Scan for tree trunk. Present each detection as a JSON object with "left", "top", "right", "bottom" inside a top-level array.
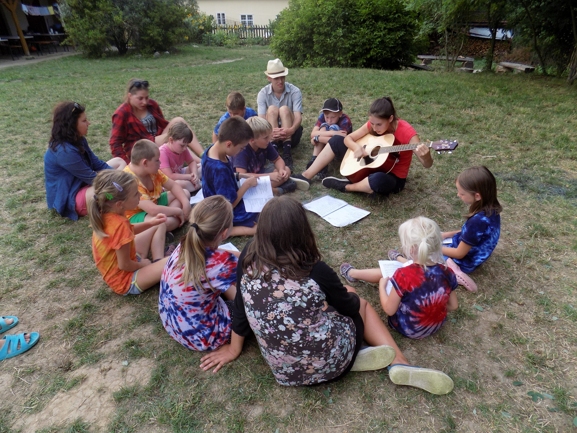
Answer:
[
  {"left": 519, "top": 0, "right": 547, "bottom": 75},
  {"left": 567, "top": 0, "right": 577, "bottom": 84},
  {"left": 568, "top": 44, "right": 577, "bottom": 84}
]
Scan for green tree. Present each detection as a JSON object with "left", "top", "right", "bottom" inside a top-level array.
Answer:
[
  {"left": 479, "top": 0, "right": 512, "bottom": 71},
  {"left": 408, "top": 0, "right": 475, "bottom": 70},
  {"left": 62, "top": 0, "right": 201, "bottom": 57},
  {"left": 270, "top": 0, "right": 420, "bottom": 69},
  {"left": 511, "top": 0, "right": 577, "bottom": 82}
]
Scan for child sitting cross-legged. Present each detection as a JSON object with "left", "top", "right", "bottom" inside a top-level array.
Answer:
[
  {"left": 124, "top": 139, "right": 191, "bottom": 232},
  {"left": 341, "top": 217, "right": 458, "bottom": 340},
  {"left": 308, "top": 98, "right": 352, "bottom": 179},
  {"left": 90, "top": 170, "right": 168, "bottom": 296},
  {"left": 233, "top": 117, "right": 310, "bottom": 196},
  {"left": 201, "top": 116, "right": 259, "bottom": 237},
  {"left": 159, "top": 121, "right": 201, "bottom": 194}
]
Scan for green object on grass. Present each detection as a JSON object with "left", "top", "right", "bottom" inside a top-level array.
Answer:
[
  {"left": 527, "top": 391, "right": 544, "bottom": 402},
  {"left": 512, "top": 381, "right": 523, "bottom": 386},
  {"left": 474, "top": 305, "right": 484, "bottom": 311}
]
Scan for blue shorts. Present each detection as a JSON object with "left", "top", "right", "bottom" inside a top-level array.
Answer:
[{"left": 124, "top": 271, "right": 143, "bottom": 296}]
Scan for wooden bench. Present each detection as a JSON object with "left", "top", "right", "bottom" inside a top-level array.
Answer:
[
  {"left": 418, "top": 55, "right": 474, "bottom": 69},
  {"left": 497, "top": 62, "right": 535, "bottom": 73}
]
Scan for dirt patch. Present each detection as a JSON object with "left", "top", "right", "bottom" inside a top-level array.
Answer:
[{"left": 14, "top": 358, "right": 154, "bottom": 431}]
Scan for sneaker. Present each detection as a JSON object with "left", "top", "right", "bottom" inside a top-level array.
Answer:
[
  {"left": 322, "top": 176, "right": 350, "bottom": 192},
  {"left": 306, "top": 156, "right": 317, "bottom": 170},
  {"left": 277, "top": 179, "right": 297, "bottom": 195},
  {"left": 350, "top": 345, "right": 396, "bottom": 372},
  {"left": 388, "top": 249, "right": 405, "bottom": 261},
  {"left": 446, "top": 258, "right": 478, "bottom": 292},
  {"left": 283, "top": 153, "right": 294, "bottom": 172},
  {"left": 339, "top": 263, "right": 357, "bottom": 283},
  {"left": 316, "top": 166, "right": 329, "bottom": 180},
  {"left": 388, "top": 364, "right": 454, "bottom": 395},
  {"left": 290, "top": 173, "right": 311, "bottom": 191}
]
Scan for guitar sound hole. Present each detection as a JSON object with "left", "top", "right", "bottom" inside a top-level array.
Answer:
[{"left": 370, "top": 146, "right": 381, "bottom": 157}]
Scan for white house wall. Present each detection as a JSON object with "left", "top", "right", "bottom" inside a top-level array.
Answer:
[{"left": 196, "top": 0, "right": 288, "bottom": 25}]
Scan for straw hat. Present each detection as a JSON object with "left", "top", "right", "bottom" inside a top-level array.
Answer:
[{"left": 265, "top": 58, "right": 289, "bottom": 78}]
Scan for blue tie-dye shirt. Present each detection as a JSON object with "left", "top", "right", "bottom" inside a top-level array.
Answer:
[{"left": 448, "top": 211, "right": 501, "bottom": 273}]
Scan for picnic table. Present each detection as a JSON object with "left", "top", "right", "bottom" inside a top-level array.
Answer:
[
  {"left": 418, "top": 55, "right": 475, "bottom": 69},
  {"left": 0, "top": 35, "right": 33, "bottom": 60},
  {"left": 31, "top": 33, "right": 68, "bottom": 54}
]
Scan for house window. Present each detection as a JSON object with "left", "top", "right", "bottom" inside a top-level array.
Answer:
[
  {"left": 240, "top": 14, "right": 253, "bottom": 26},
  {"left": 216, "top": 13, "right": 226, "bottom": 25}
]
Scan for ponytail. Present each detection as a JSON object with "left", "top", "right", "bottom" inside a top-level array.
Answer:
[
  {"left": 89, "top": 170, "right": 136, "bottom": 238},
  {"left": 178, "top": 195, "right": 233, "bottom": 292}
]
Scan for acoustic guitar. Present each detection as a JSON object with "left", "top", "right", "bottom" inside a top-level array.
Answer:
[{"left": 339, "top": 134, "right": 458, "bottom": 183}]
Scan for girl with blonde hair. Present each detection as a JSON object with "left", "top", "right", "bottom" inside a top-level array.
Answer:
[{"left": 90, "top": 170, "right": 168, "bottom": 295}]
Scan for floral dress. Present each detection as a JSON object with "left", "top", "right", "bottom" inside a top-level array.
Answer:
[
  {"left": 159, "top": 245, "right": 237, "bottom": 351},
  {"left": 236, "top": 261, "right": 360, "bottom": 386}
]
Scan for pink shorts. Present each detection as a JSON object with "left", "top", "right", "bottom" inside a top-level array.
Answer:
[{"left": 75, "top": 185, "right": 91, "bottom": 217}]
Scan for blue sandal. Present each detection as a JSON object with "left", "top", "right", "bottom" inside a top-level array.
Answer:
[
  {"left": 0, "top": 316, "right": 18, "bottom": 334},
  {"left": 0, "top": 332, "right": 40, "bottom": 361}
]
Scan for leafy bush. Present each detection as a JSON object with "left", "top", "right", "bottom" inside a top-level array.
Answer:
[
  {"left": 62, "top": 0, "right": 200, "bottom": 56},
  {"left": 270, "top": 0, "right": 419, "bottom": 69},
  {"left": 185, "top": 12, "right": 214, "bottom": 43},
  {"left": 202, "top": 30, "right": 242, "bottom": 47}
]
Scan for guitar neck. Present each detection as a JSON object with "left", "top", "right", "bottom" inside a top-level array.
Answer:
[{"left": 374, "top": 142, "right": 432, "bottom": 154}]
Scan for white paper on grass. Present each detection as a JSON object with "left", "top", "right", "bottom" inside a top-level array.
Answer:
[
  {"left": 190, "top": 189, "right": 204, "bottom": 205},
  {"left": 303, "top": 195, "right": 370, "bottom": 227},
  {"left": 239, "top": 176, "right": 274, "bottom": 213}
]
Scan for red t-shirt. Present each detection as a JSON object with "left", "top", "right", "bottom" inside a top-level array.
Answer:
[{"left": 366, "top": 119, "right": 417, "bottom": 179}]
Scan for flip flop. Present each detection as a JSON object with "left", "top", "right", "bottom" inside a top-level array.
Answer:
[
  {"left": 350, "top": 345, "right": 396, "bottom": 371},
  {"left": 0, "top": 316, "right": 18, "bottom": 334},
  {"left": 388, "top": 364, "right": 454, "bottom": 395},
  {"left": 0, "top": 332, "right": 40, "bottom": 361},
  {"left": 446, "top": 259, "right": 478, "bottom": 292}
]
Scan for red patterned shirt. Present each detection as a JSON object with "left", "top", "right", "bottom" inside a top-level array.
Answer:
[{"left": 109, "top": 99, "right": 169, "bottom": 163}]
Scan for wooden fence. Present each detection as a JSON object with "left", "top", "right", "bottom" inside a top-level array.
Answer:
[{"left": 211, "top": 25, "right": 272, "bottom": 40}]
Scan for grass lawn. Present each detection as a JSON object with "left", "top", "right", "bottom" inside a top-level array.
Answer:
[{"left": 0, "top": 45, "right": 576, "bottom": 433}]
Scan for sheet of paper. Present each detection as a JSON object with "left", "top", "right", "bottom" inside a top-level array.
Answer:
[
  {"left": 378, "top": 260, "right": 413, "bottom": 295},
  {"left": 189, "top": 188, "right": 204, "bottom": 205},
  {"left": 303, "top": 195, "right": 370, "bottom": 227},
  {"left": 240, "top": 176, "right": 274, "bottom": 213},
  {"left": 218, "top": 242, "right": 239, "bottom": 252},
  {"left": 378, "top": 260, "right": 404, "bottom": 295},
  {"left": 442, "top": 238, "right": 452, "bottom": 245},
  {"left": 323, "top": 205, "right": 370, "bottom": 227},
  {"left": 303, "top": 195, "right": 348, "bottom": 218}
]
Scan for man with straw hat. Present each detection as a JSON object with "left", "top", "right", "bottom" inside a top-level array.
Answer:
[{"left": 257, "top": 58, "right": 303, "bottom": 170}]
